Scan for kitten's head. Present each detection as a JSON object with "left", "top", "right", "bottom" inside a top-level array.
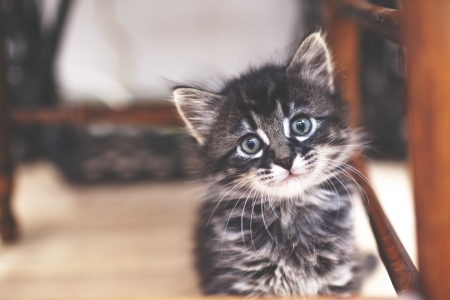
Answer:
[{"left": 173, "top": 32, "right": 360, "bottom": 200}]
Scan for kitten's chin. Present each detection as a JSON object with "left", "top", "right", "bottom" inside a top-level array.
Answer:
[{"left": 281, "top": 174, "right": 298, "bottom": 183}]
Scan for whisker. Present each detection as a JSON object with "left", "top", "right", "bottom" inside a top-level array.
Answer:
[
  {"left": 249, "top": 185, "right": 261, "bottom": 251},
  {"left": 261, "top": 196, "right": 276, "bottom": 243},
  {"left": 220, "top": 198, "right": 242, "bottom": 256},
  {"left": 241, "top": 183, "right": 258, "bottom": 247},
  {"left": 205, "top": 177, "right": 249, "bottom": 228},
  {"left": 265, "top": 185, "right": 281, "bottom": 220},
  {"left": 316, "top": 170, "right": 341, "bottom": 218},
  {"left": 323, "top": 168, "right": 354, "bottom": 214},
  {"left": 322, "top": 161, "right": 371, "bottom": 206},
  {"left": 318, "top": 157, "right": 376, "bottom": 192}
]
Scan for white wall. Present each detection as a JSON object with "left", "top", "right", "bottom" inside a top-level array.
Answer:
[{"left": 51, "top": 0, "right": 303, "bottom": 107}]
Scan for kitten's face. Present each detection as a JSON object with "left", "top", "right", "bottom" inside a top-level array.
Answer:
[{"left": 174, "top": 33, "right": 359, "bottom": 200}]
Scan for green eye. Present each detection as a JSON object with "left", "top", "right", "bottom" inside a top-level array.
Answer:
[
  {"left": 291, "top": 117, "right": 312, "bottom": 136},
  {"left": 241, "top": 136, "right": 261, "bottom": 154}
]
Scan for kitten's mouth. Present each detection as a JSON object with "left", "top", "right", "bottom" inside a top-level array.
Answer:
[{"left": 281, "top": 172, "right": 300, "bottom": 183}]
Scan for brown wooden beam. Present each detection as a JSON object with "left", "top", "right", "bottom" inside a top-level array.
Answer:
[
  {"left": 403, "top": 1, "right": 450, "bottom": 299},
  {"left": 325, "top": 0, "right": 361, "bottom": 128},
  {"left": 339, "top": 0, "right": 402, "bottom": 45},
  {"left": 325, "top": 0, "right": 420, "bottom": 295},
  {"left": 9, "top": 104, "right": 183, "bottom": 127},
  {"left": 352, "top": 159, "right": 421, "bottom": 294},
  {"left": 0, "top": 12, "right": 19, "bottom": 242}
]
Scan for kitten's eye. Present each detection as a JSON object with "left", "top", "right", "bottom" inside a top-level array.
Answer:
[
  {"left": 291, "top": 117, "right": 313, "bottom": 136},
  {"left": 240, "top": 136, "right": 261, "bottom": 154}
]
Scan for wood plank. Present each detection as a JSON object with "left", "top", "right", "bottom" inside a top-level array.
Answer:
[
  {"left": 325, "top": 0, "right": 420, "bottom": 295},
  {"left": 0, "top": 162, "right": 403, "bottom": 298},
  {"left": 0, "top": 8, "right": 19, "bottom": 242},
  {"left": 325, "top": 0, "right": 360, "bottom": 128},
  {"left": 352, "top": 159, "right": 420, "bottom": 294},
  {"left": 339, "top": 0, "right": 402, "bottom": 44},
  {"left": 403, "top": 1, "right": 450, "bottom": 299},
  {"left": 9, "top": 104, "right": 183, "bottom": 127}
]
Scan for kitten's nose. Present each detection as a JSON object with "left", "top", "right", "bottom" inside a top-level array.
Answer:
[{"left": 274, "top": 155, "right": 296, "bottom": 171}]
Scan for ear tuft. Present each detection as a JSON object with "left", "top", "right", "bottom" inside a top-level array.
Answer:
[
  {"left": 288, "top": 32, "right": 335, "bottom": 91},
  {"left": 173, "top": 88, "right": 221, "bottom": 145}
]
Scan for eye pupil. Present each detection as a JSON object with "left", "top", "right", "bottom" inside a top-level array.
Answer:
[
  {"left": 241, "top": 136, "right": 261, "bottom": 154},
  {"left": 291, "top": 117, "right": 312, "bottom": 136},
  {"left": 295, "top": 121, "right": 306, "bottom": 132}
]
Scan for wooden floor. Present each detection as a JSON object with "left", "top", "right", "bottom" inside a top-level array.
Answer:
[{"left": 0, "top": 162, "right": 416, "bottom": 299}]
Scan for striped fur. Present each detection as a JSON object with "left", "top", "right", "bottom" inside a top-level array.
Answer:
[{"left": 173, "top": 32, "right": 368, "bottom": 296}]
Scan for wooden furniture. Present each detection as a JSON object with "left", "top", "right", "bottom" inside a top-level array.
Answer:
[
  {"left": 1, "top": 0, "right": 449, "bottom": 299},
  {"left": 326, "top": 1, "right": 450, "bottom": 299},
  {"left": 325, "top": 0, "right": 421, "bottom": 296}
]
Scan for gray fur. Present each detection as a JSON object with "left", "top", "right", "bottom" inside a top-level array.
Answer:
[{"left": 173, "top": 32, "right": 368, "bottom": 296}]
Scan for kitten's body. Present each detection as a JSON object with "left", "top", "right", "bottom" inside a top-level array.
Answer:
[
  {"left": 173, "top": 33, "right": 368, "bottom": 296},
  {"left": 197, "top": 178, "right": 359, "bottom": 296}
]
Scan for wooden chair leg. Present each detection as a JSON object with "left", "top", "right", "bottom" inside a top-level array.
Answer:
[
  {"left": 0, "top": 84, "right": 18, "bottom": 242},
  {"left": 325, "top": 1, "right": 420, "bottom": 295},
  {"left": 0, "top": 151, "right": 18, "bottom": 243},
  {"left": 324, "top": 0, "right": 360, "bottom": 128},
  {"left": 403, "top": 1, "right": 450, "bottom": 299},
  {"left": 0, "top": 105, "right": 18, "bottom": 244},
  {"left": 0, "top": 14, "right": 19, "bottom": 243}
]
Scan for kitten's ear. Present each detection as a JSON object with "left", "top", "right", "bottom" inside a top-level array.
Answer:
[
  {"left": 288, "top": 32, "right": 334, "bottom": 91},
  {"left": 173, "top": 87, "right": 221, "bottom": 145}
]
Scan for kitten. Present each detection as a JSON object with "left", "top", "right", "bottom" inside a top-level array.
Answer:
[{"left": 173, "top": 32, "right": 368, "bottom": 296}]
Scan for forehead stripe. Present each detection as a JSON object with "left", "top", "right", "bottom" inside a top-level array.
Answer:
[
  {"left": 256, "top": 129, "right": 270, "bottom": 145},
  {"left": 283, "top": 118, "right": 290, "bottom": 138}
]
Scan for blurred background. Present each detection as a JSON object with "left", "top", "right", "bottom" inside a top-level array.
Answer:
[{"left": 0, "top": 0, "right": 414, "bottom": 299}]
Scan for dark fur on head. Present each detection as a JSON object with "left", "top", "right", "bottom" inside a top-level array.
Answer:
[{"left": 173, "top": 32, "right": 368, "bottom": 296}]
